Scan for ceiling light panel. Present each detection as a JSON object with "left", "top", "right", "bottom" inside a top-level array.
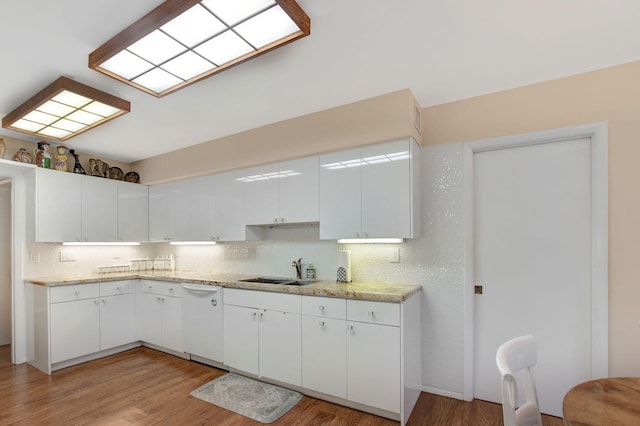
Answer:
[
  {"left": 161, "top": 4, "right": 226, "bottom": 47},
  {"left": 1, "top": 76, "right": 130, "bottom": 142},
  {"left": 202, "top": 0, "right": 276, "bottom": 25},
  {"left": 89, "top": 0, "right": 310, "bottom": 97}
]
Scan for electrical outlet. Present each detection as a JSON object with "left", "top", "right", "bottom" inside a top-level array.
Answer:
[
  {"left": 29, "top": 251, "right": 40, "bottom": 263},
  {"left": 389, "top": 247, "right": 400, "bottom": 263},
  {"left": 59, "top": 250, "right": 76, "bottom": 262}
]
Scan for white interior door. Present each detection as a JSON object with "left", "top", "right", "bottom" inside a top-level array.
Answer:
[{"left": 473, "top": 138, "right": 592, "bottom": 417}]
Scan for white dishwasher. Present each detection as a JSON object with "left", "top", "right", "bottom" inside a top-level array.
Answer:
[{"left": 182, "top": 283, "right": 223, "bottom": 364}]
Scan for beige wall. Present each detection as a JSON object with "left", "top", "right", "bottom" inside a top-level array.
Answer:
[
  {"left": 422, "top": 60, "right": 640, "bottom": 376},
  {"left": 132, "top": 89, "right": 422, "bottom": 184}
]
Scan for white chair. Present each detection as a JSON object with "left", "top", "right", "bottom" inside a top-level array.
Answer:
[{"left": 495, "top": 335, "right": 543, "bottom": 426}]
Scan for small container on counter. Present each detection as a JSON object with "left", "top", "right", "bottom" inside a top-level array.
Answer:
[{"left": 306, "top": 263, "right": 316, "bottom": 279}]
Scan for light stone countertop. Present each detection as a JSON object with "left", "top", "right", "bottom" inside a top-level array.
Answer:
[{"left": 25, "top": 270, "right": 421, "bottom": 303}]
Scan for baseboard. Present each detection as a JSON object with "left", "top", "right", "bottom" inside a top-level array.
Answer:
[
  {"left": 51, "top": 342, "right": 141, "bottom": 372},
  {"left": 421, "top": 386, "right": 465, "bottom": 400}
]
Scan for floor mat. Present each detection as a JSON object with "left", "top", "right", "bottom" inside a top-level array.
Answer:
[{"left": 191, "top": 373, "right": 303, "bottom": 423}]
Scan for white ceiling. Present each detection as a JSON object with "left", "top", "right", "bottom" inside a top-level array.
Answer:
[{"left": 2, "top": 0, "right": 640, "bottom": 163}]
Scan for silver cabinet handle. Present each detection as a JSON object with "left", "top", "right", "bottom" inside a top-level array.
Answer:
[
  {"left": 319, "top": 321, "right": 325, "bottom": 326},
  {"left": 74, "top": 290, "right": 80, "bottom": 296},
  {"left": 211, "top": 299, "right": 217, "bottom": 307},
  {"left": 318, "top": 305, "right": 325, "bottom": 311},
  {"left": 94, "top": 300, "right": 99, "bottom": 305},
  {"left": 102, "top": 299, "right": 107, "bottom": 304},
  {"left": 116, "top": 286, "right": 121, "bottom": 292},
  {"left": 251, "top": 312, "right": 257, "bottom": 318},
  {"left": 367, "top": 310, "right": 375, "bottom": 316},
  {"left": 348, "top": 325, "right": 354, "bottom": 331}
]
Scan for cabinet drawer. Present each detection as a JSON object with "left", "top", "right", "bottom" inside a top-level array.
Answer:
[
  {"left": 302, "top": 296, "right": 346, "bottom": 319},
  {"left": 141, "top": 281, "right": 182, "bottom": 297},
  {"left": 224, "top": 288, "right": 301, "bottom": 313},
  {"left": 100, "top": 280, "right": 136, "bottom": 296},
  {"left": 347, "top": 300, "right": 400, "bottom": 326},
  {"left": 50, "top": 283, "right": 100, "bottom": 303}
]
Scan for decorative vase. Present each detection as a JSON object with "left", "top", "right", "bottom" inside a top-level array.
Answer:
[
  {"left": 70, "top": 149, "right": 86, "bottom": 174},
  {"left": 54, "top": 145, "right": 69, "bottom": 172},
  {"left": 13, "top": 148, "right": 32, "bottom": 163},
  {"left": 0, "top": 138, "right": 6, "bottom": 159},
  {"left": 34, "top": 141, "right": 51, "bottom": 168}
]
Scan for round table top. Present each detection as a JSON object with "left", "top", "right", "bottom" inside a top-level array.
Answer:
[{"left": 563, "top": 377, "right": 640, "bottom": 425}]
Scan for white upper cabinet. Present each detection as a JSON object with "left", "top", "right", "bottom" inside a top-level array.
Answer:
[
  {"left": 319, "top": 147, "right": 361, "bottom": 239},
  {"left": 279, "top": 156, "right": 319, "bottom": 223},
  {"left": 189, "top": 175, "right": 216, "bottom": 241},
  {"left": 117, "top": 181, "right": 148, "bottom": 242},
  {"left": 243, "top": 156, "right": 319, "bottom": 225},
  {"left": 148, "top": 180, "right": 189, "bottom": 242},
  {"left": 215, "top": 170, "right": 252, "bottom": 241},
  {"left": 36, "top": 169, "right": 125, "bottom": 242},
  {"left": 81, "top": 176, "right": 118, "bottom": 242},
  {"left": 36, "top": 168, "right": 82, "bottom": 242},
  {"left": 36, "top": 169, "right": 149, "bottom": 243},
  {"left": 319, "top": 138, "right": 420, "bottom": 240}
]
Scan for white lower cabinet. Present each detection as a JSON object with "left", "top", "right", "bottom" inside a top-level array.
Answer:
[
  {"left": 50, "top": 297, "right": 100, "bottom": 364},
  {"left": 223, "top": 289, "right": 301, "bottom": 386},
  {"left": 301, "top": 315, "right": 347, "bottom": 398},
  {"left": 301, "top": 297, "right": 401, "bottom": 412},
  {"left": 137, "top": 280, "right": 183, "bottom": 353},
  {"left": 259, "top": 309, "right": 301, "bottom": 385},
  {"left": 48, "top": 281, "right": 137, "bottom": 365},
  {"left": 346, "top": 321, "right": 400, "bottom": 413}
]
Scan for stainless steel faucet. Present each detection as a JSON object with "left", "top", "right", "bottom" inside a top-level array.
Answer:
[{"left": 292, "top": 258, "right": 302, "bottom": 279}]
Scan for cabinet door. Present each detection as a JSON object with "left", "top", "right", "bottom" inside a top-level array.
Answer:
[
  {"left": 166, "top": 181, "right": 190, "bottom": 241},
  {"left": 279, "top": 156, "right": 319, "bottom": 223},
  {"left": 50, "top": 299, "right": 100, "bottom": 363},
  {"left": 82, "top": 176, "right": 118, "bottom": 241},
  {"left": 117, "top": 181, "right": 148, "bottom": 242},
  {"left": 361, "top": 140, "right": 412, "bottom": 238},
  {"left": 189, "top": 175, "right": 216, "bottom": 241},
  {"left": 148, "top": 184, "right": 167, "bottom": 242},
  {"left": 137, "top": 292, "right": 163, "bottom": 347},
  {"left": 100, "top": 293, "right": 136, "bottom": 350},
  {"left": 243, "top": 164, "right": 279, "bottom": 225},
  {"left": 259, "top": 310, "right": 301, "bottom": 386},
  {"left": 347, "top": 322, "right": 401, "bottom": 413},
  {"left": 37, "top": 168, "right": 82, "bottom": 242},
  {"left": 161, "top": 296, "right": 183, "bottom": 353},
  {"left": 319, "top": 148, "right": 362, "bottom": 239},
  {"left": 223, "top": 304, "right": 259, "bottom": 375},
  {"left": 302, "top": 315, "right": 347, "bottom": 398},
  {"left": 215, "top": 170, "right": 246, "bottom": 241}
]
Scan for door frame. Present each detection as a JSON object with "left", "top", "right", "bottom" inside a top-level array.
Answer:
[
  {"left": 0, "top": 159, "right": 36, "bottom": 365},
  {"left": 462, "top": 122, "right": 608, "bottom": 400}
]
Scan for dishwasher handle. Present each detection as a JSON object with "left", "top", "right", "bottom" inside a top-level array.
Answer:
[{"left": 183, "top": 284, "right": 220, "bottom": 293}]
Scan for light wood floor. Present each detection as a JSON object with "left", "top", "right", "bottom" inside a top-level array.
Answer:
[{"left": 0, "top": 345, "right": 563, "bottom": 425}]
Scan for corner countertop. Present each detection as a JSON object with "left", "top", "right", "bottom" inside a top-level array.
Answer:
[{"left": 24, "top": 270, "right": 421, "bottom": 303}]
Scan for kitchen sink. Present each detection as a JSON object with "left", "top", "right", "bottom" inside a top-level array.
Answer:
[{"left": 239, "top": 277, "right": 314, "bottom": 286}]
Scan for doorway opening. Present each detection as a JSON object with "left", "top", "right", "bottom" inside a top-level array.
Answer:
[{"left": 0, "top": 177, "right": 12, "bottom": 362}]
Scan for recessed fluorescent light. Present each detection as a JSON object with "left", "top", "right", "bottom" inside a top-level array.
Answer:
[
  {"left": 169, "top": 241, "right": 217, "bottom": 246},
  {"left": 62, "top": 242, "right": 140, "bottom": 246},
  {"left": 89, "top": 0, "right": 310, "bottom": 97},
  {"left": 337, "top": 238, "right": 404, "bottom": 244},
  {"left": 1, "top": 77, "right": 130, "bottom": 142}
]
